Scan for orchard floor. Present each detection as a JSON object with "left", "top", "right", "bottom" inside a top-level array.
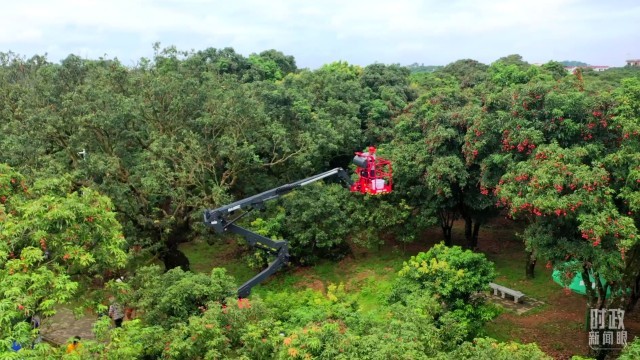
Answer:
[
  {"left": 244, "top": 216, "right": 640, "bottom": 360},
  {"left": 40, "top": 308, "right": 98, "bottom": 346},
  {"left": 43, "top": 217, "right": 639, "bottom": 359},
  {"left": 459, "top": 217, "right": 640, "bottom": 360}
]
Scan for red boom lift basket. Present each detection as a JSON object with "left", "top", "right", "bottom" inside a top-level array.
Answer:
[{"left": 350, "top": 146, "right": 393, "bottom": 195}]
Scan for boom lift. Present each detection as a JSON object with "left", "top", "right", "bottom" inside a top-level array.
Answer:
[
  {"left": 350, "top": 146, "right": 393, "bottom": 195},
  {"left": 203, "top": 147, "right": 392, "bottom": 298}
]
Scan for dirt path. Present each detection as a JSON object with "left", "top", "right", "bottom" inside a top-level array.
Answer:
[{"left": 40, "top": 308, "right": 98, "bottom": 346}]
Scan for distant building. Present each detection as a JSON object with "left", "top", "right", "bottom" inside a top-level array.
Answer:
[
  {"left": 589, "top": 66, "right": 610, "bottom": 72},
  {"left": 626, "top": 59, "right": 640, "bottom": 67},
  {"left": 564, "top": 65, "right": 610, "bottom": 73}
]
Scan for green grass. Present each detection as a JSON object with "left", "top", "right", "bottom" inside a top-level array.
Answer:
[
  {"left": 253, "top": 249, "right": 406, "bottom": 299},
  {"left": 487, "top": 253, "right": 560, "bottom": 302},
  {"left": 181, "top": 230, "right": 562, "bottom": 310},
  {"left": 180, "top": 228, "right": 562, "bottom": 312},
  {"left": 539, "top": 321, "right": 583, "bottom": 336},
  {"left": 180, "top": 238, "right": 409, "bottom": 316},
  {"left": 180, "top": 223, "right": 569, "bottom": 345},
  {"left": 484, "top": 317, "right": 525, "bottom": 342},
  {"left": 124, "top": 220, "right": 592, "bottom": 360},
  {"left": 179, "top": 239, "right": 255, "bottom": 282}
]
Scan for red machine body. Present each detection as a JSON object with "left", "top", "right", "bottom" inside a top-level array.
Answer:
[{"left": 350, "top": 146, "right": 393, "bottom": 195}]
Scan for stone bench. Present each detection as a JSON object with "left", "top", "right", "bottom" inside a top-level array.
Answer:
[{"left": 489, "top": 282, "right": 525, "bottom": 303}]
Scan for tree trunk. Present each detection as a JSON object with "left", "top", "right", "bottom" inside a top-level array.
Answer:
[
  {"left": 626, "top": 273, "right": 640, "bottom": 312},
  {"left": 525, "top": 250, "right": 536, "bottom": 279},
  {"left": 162, "top": 247, "right": 190, "bottom": 272},
  {"left": 161, "top": 220, "right": 192, "bottom": 272},
  {"left": 624, "top": 245, "right": 640, "bottom": 312},
  {"left": 463, "top": 216, "right": 482, "bottom": 250},
  {"left": 438, "top": 209, "right": 456, "bottom": 247},
  {"left": 582, "top": 266, "right": 598, "bottom": 308},
  {"left": 464, "top": 216, "right": 472, "bottom": 246},
  {"left": 593, "top": 282, "right": 612, "bottom": 360},
  {"left": 442, "top": 225, "right": 452, "bottom": 247},
  {"left": 582, "top": 267, "right": 603, "bottom": 359},
  {"left": 471, "top": 221, "right": 480, "bottom": 249}
]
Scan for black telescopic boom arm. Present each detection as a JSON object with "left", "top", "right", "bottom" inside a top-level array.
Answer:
[{"left": 204, "top": 168, "right": 352, "bottom": 298}]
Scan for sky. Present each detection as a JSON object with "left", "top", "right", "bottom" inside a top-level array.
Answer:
[{"left": 1, "top": 0, "right": 639, "bottom": 69}]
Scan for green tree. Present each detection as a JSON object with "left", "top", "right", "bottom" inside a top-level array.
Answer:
[
  {"left": 360, "top": 63, "right": 416, "bottom": 144},
  {"left": 441, "top": 337, "right": 552, "bottom": 360},
  {"left": 391, "top": 81, "right": 500, "bottom": 247},
  {"left": 497, "top": 144, "right": 637, "bottom": 310},
  {"left": 560, "top": 60, "right": 589, "bottom": 67},
  {"left": 247, "top": 181, "right": 415, "bottom": 266},
  {"left": 250, "top": 62, "right": 364, "bottom": 180},
  {"left": 488, "top": 55, "right": 545, "bottom": 88},
  {"left": 406, "top": 63, "right": 443, "bottom": 73},
  {"left": 390, "top": 244, "right": 497, "bottom": 340},
  {"left": 0, "top": 49, "right": 320, "bottom": 272},
  {"left": 491, "top": 71, "right": 639, "bottom": 302},
  {"left": 542, "top": 61, "right": 568, "bottom": 80},
  {"left": 244, "top": 49, "right": 297, "bottom": 82},
  {"left": 440, "top": 59, "right": 489, "bottom": 89},
  {"left": 475, "top": 69, "right": 626, "bottom": 278},
  {"left": 607, "top": 77, "right": 640, "bottom": 310},
  {"left": 72, "top": 266, "right": 239, "bottom": 359},
  {"left": 124, "top": 266, "right": 236, "bottom": 329},
  {"left": 619, "top": 338, "right": 640, "bottom": 360},
  {"left": 0, "top": 165, "right": 127, "bottom": 355}
]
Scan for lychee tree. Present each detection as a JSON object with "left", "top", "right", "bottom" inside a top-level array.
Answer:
[
  {"left": 470, "top": 73, "right": 624, "bottom": 278},
  {"left": 605, "top": 77, "right": 640, "bottom": 310},
  {"left": 391, "top": 81, "right": 500, "bottom": 248},
  {"left": 0, "top": 164, "right": 128, "bottom": 354},
  {"left": 496, "top": 143, "right": 638, "bottom": 309}
]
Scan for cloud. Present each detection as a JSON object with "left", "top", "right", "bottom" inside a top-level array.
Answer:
[{"left": 0, "top": 0, "right": 638, "bottom": 67}]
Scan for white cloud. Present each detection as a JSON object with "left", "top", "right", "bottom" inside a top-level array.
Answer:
[
  {"left": 0, "top": 0, "right": 638, "bottom": 66},
  {"left": 0, "top": 28, "right": 43, "bottom": 44}
]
